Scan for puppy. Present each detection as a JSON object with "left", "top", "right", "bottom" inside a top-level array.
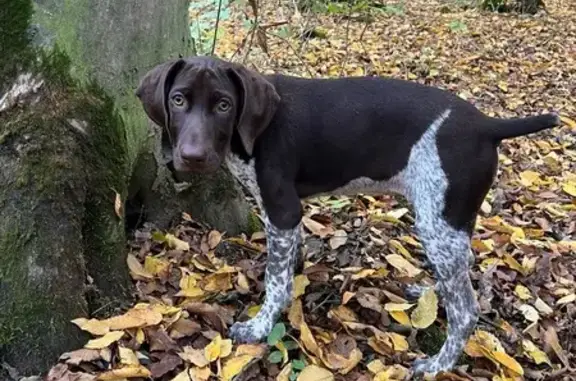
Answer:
[{"left": 136, "top": 56, "right": 560, "bottom": 375}]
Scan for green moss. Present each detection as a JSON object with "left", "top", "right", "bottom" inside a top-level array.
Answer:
[
  {"left": 246, "top": 211, "right": 263, "bottom": 235},
  {"left": 416, "top": 324, "right": 447, "bottom": 356},
  {"left": 0, "top": 0, "right": 34, "bottom": 81}
]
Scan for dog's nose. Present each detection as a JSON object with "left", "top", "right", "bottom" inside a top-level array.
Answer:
[{"left": 180, "top": 144, "right": 207, "bottom": 164}]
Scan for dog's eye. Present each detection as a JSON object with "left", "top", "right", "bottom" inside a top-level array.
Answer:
[
  {"left": 216, "top": 99, "right": 231, "bottom": 112},
  {"left": 172, "top": 94, "right": 185, "bottom": 107}
]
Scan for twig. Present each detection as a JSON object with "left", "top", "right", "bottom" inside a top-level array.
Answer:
[
  {"left": 210, "top": 0, "right": 224, "bottom": 55},
  {"left": 339, "top": 2, "right": 353, "bottom": 77},
  {"left": 260, "top": 20, "right": 289, "bottom": 29},
  {"left": 266, "top": 30, "right": 316, "bottom": 78}
]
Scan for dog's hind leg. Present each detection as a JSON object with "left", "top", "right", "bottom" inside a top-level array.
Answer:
[{"left": 410, "top": 216, "right": 478, "bottom": 375}]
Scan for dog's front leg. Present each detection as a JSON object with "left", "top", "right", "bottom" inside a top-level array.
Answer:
[{"left": 229, "top": 219, "right": 301, "bottom": 343}]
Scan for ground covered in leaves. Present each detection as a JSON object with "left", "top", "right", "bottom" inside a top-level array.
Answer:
[{"left": 47, "top": 0, "right": 575, "bottom": 380}]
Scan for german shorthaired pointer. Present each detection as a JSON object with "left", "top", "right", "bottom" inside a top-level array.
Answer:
[{"left": 135, "top": 56, "right": 560, "bottom": 376}]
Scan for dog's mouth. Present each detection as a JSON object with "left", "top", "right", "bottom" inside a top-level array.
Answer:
[{"left": 173, "top": 157, "right": 222, "bottom": 174}]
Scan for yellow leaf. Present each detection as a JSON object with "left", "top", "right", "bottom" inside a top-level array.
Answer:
[
  {"left": 384, "top": 303, "right": 414, "bottom": 311},
  {"left": 135, "top": 328, "right": 145, "bottom": 344},
  {"left": 237, "top": 272, "right": 250, "bottom": 291},
  {"left": 388, "top": 239, "right": 413, "bottom": 259},
  {"left": 514, "top": 285, "right": 532, "bottom": 300},
  {"left": 560, "top": 115, "right": 576, "bottom": 129},
  {"left": 126, "top": 254, "right": 153, "bottom": 279},
  {"left": 373, "top": 365, "right": 410, "bottom": 381},
  {"left": 247, "top": 304, "right": 261, "bottom": 318},
  {"left": 276, "top": 340, "right": 289, "bottom": 365},
  {"left": 562, "top": 181, "right": 576, "bottom": 197},
  {"left": 203, "top": 272, "right": 233, "bottom": 292},
  {"left": 389, "top": 310, "right": 411, "bottom": 326},
  {"left": 340, "top": 348, "right": 362, "bottom": 375},
  {"left": 189, "top": 366, "right": 211, "bottom": 381},
  {"left": 97, "top": 365, "right": 151, "bottom": 380},
  {"left": 519, "top": 170, "right": 540, "bottom": 187},
  {"left": 557, "top": 293, "right": 576, "bottom": 305},
  {"left": 293, "top": 274, "right": 310, "bottom": 299},
  {"left": 85, "top": 331, "right": 124, "bottom": 349},
  {"left": 235, "top": 343, "right": 267, "bottom": 358},
  {"left": 205, "top": 334, "right": 222, "bottom": 362},
  {"left": 144, "top": 256, "right": 170, "bottom": 277},
  {"left": 385, "top": 254, "right": 422, "bottom": 277},
  {"left": 492, "top": 351, "right": 524, "bottom": 375},
  {"left": 165, "top": 233, "right": 190, "bottom": 251},
  {"left": 410, "top": 288, "right": 438, "bottom": 329},
  {"left": 350, "top": 268, "right": 375, "bottom": 280},
  {"left": 179, "top": 346, "right": 210, "bottom": 367},
  {"left": 221, "top": 355, "right": 253, "bottom": 381},
  {"left": 288, "top": 299, "right": 304, "bottom": 329},
  {"left": 105, "top": 305, "right": 163, "bottom": 330},
  {"left": 366, "top": 359, "right": 386, "bottom": 374},
  {"left": 208, "top": 230, "right": 222, "bottom": 249},
  {"left": 118, "top": 346, "right": 139, "bottom": 365},
  {"left": 342, "top": 291, "right": 355, "bottom": 304},
  {"left": 297, "top": 365, "right": 334, "bottom": 381},
  {"left": 113, "top": 191, "right": 123, "bottom": 218},
  {"left": 503, "top": 254, "right": 526, "bottom": 275},
  {"left": 300, "top": 322, "right": 321, "bottom": 357},
  {"left": 277, "top": 363, "right": 292, "bottom": 381},
  {"left": 522, "top": 339, "right": 551, "bottom": 366},
  {"left": 327, "top": 305, "right": 358, "bottom": 322},
  {"left": 388, "top": 333, "right": 409, "bottom": 351},
  {"left": 71, "top": 318, "right": 110, "bottom": 336}
]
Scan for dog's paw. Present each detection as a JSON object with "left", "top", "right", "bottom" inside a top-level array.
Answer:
[
  {"left": 412, "top": 356, "right": 451, "bottom": 376},
  {"left": 228, "top": 319, "right": 270, "bottom": 343}
]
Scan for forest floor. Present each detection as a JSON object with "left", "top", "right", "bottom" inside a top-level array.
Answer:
[{"left": 48, "top": 0, "right": 575, "bottom": 380}]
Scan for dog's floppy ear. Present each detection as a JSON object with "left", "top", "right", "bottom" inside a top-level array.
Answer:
[
  {"left": 135, "top": 58, "right": 186, "bottom": 146},
  {"left": 228, "top": 63, "right": 280, "bottom": 156}
]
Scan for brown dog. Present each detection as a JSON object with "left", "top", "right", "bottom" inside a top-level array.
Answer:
[{"left": 136, "top": 55, "right": 559, "bottom": 376}]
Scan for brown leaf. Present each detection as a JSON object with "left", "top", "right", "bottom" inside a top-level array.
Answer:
[
  {"left": 59, "top": 349, "right": 102, "bottom": 366},
  {"left": 149, "top": 353, "right": 183, "bottom": 378},
  {"left": 46, "top": 364, "right": 97, "bottom": 381}
]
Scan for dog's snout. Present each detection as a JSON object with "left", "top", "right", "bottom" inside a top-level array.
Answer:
[{"left": 180, "top": 144, "right": 208, "bottom": 164}]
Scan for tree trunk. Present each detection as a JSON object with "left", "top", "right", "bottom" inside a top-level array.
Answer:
[{"left": 0, "top": 0, "right": 251, "bottom": 376}]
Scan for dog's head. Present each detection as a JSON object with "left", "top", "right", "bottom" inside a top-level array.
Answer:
[{"left": 135, "top": 56, "right": 280, "bottom": 173}]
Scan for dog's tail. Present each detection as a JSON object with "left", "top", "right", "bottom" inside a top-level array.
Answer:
[{"left": 484, "top": 113, "right": 561, "bottom": 142}]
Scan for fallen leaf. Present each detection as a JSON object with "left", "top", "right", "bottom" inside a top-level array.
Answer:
[
  {"left": 221, "top": 355, "right": 255, "bottom": 380},
  {"left": 293, "top": 274, "right": 310, "bottom": 299},
  {"left": 105, "top": 305, "right": 163, "bottom": 330},
  {"left": 97, "top": 365, "right": 151, "bottom": 380},
  {"left": 59, "top": 348, "right": 102, "bottom": 365},
  {"left": 179, "top": 346, "right": 210, "bottom": 367},
  {"left": 410, "top": 288, "right": 438, "bottom": 329},
  {"left": 302, "top": 216, "right": 334, "bottom": 238},
  {"left": 113, "top": 191, "right": 122, "bottom": 218},
  {"left": 165, "top": 233, "right": 190, "bottom": 251},
  {"left": 205, "top": 333, "right": 223, "bottom": 362},
  {"left": 118, "top": 346, "right": 139, "bottom": 365},
  {"left": 329, "top": 230, "right": 348, "bottom": 249},
  {"left": 126, "top": 254, "right": 153, "bottom": 279},
  {"left": 85, "top": 331, "right": 124, "bottom": 349},
  {"left": 385, "top": 254, "right": 422, "bottom": 277},
  {"left": 71, "top": 318, "right": 110, "bottom": 336},
  {"left": 297, "top": 365, "right": 334, "bottom": 381}
]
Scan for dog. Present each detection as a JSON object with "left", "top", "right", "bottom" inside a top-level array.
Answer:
[{"left": 135, "top": 56, "right": 560, "bottom": 375}]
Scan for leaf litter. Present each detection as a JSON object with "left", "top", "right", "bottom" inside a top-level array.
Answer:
[{"left": 48, "top": 0, "right": 575, "bottom": 380}]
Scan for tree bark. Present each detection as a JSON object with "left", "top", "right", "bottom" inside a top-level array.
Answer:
[{"left": 0, "top": 0, "right": 251, "bottom": 376}]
